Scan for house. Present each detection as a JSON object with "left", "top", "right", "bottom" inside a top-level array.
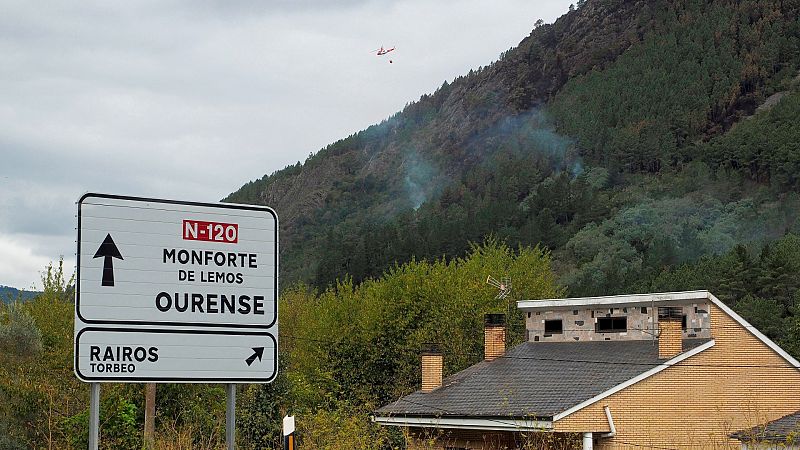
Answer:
[
  {"left": 731, "top": 410, "right": 800, "bottom": 449},
  {"left": 373, "top": 291, "right": 800, "bottom": 450}
]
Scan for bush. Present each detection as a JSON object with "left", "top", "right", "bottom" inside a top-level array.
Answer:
[
  {"left": 297, "top": 405, "right": 398, "bottom": 450},
  {"left": 0, "top": 419, "right": 26, "bottom": 450},
  {"left": 0, "top": 303, "right": 43, "bottom": 357},
  {"left": 63, "top": 395, "right": 142, "bottom": 450},
  {"left": 237, "top": 372, "right": 291, "bottom": 450}
]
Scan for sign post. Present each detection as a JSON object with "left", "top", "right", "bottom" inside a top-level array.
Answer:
[
  {"left": 74, "top": 193, "right": 278, "bottom": 447},
  {"left": 226, "top": 384, "right": 236, "bottom": 450},
  {"left": 144, "top": 383, "right": 156, "bottom": 449},
  {"left": 89, "top": 383, "right": 100, "bottom": 450}
]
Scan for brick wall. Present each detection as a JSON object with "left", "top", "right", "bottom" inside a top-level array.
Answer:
[
  {"left": 422, "top": 353, "right": 443, "bottom": 392},
  {"left": 485, "top": 326, "right": 506, "bottom": 361},
  {"left": 658, "top": 319, "right": 682, "bottom": 359},
  {"left": 553, "top": 301, "right": 800, "bottom": 449}
]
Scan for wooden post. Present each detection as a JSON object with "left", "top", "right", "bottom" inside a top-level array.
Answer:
[{"left": 144, "top": 383, "right": 156, "bottom": 449}]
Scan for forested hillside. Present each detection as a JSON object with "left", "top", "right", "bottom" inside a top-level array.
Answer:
[
  {"left": 0, "top": 286, "right": 39, "bottom": 302},
  {"left": 227, "top": 0, "right": 800, "bottom": 297},
  {"left": 226, "top": 0, "right": 658, "bottom": 283}
]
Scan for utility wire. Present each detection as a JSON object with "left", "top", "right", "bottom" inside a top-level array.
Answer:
[
  {"left": 276, "top": 325, "right": 734, "bottom": 347},
  {"left": 278, "top": 333, "right": 799, "bottom": 369},
  {"left": 279, "top": 322, "right": 779, "bottom": 339}
]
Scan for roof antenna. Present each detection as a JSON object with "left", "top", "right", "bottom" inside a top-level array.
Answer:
[
  {"left": 651, "top": 296, "right": 656, "bottom": 346},
  {"left": 486, "top": 275, "right": 512, "bottom": 300}
]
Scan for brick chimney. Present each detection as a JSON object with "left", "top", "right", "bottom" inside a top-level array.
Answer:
[
  {"left": 484, "top": 313, "right": 506, "bottom": 361},
  {"left": 658, "top": 307, "right": 683, "bottom": 359},
  {"left": 420, "top": 343, "right": 443, "bottom": 393}
]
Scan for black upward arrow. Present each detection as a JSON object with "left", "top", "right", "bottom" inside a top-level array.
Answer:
[
  {"left": 93, "top": 234, "right": 123, "bottom": 287},
  {"left": 245, "top": 347, "right": 265, "bottom": 366}
]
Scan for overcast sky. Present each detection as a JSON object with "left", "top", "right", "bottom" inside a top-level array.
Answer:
[{"left": 0, "top": 0, "right": 573, "bottom": 290}]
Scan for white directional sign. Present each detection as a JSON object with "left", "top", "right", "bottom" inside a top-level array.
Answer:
[
  {"left": 74, "top": 193, "right": 278, "bottom": 383},
  {"left": 75, "top": 328, "right": 276, "bottom": 382},
  {"left": 76, "top": 194, "right": 277, "bottom": 328}
]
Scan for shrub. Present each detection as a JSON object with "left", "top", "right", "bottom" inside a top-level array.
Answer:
[{"left": 0, "top": 303, "right": 43, "bottom": 357}]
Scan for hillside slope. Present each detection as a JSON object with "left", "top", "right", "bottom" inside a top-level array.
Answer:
[
  {"left": 230, "top": 0, "right": 648, "bottom": 220},
  {"left": 226, "top": 0, "right": 658, "bottom": 283},
  {"left": 226, "top": 0, "right": 800, "bottom": 290},
  {"left": 0, "top": 286, "right": 39, "bottom": 302}
]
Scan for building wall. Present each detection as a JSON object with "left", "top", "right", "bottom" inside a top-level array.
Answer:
[
  {"left": 406, "top": 428, "right": 515, "bottom": 450},
  {"left": 405, "top": 428, "right": 580, "bottom": 450},
  {"left": 526, "top": 303, "right": 711, "bottom": 343},
  {"left": 553, "top": 302, "right": 800, "bottom": 449}
]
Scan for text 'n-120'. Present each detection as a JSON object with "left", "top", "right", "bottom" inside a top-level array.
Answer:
[{"left": 183, "top": 220, "right": 238, "bottom": 244}]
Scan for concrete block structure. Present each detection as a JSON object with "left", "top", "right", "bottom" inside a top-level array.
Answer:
[{"left": 373, "top": 291, "right": 800, "bottom": 450}]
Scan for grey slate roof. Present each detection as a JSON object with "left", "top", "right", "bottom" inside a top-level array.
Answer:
[
  {"left": 731, "top": 410, "right": 800, "bottom": 443},
  {"left": 376, "top": 339, "right": 711, "bottom": 419}
]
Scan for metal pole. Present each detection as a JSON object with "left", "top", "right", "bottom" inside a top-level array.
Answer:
[
  {"left": 226, "top": 384, "right": 236, "bottom": 450},
  {"left": 144, "top": 383, "right": 156, "bottom": 449},
  {"left": 88, "top": 383, "right": 100, "bottom": 450}
]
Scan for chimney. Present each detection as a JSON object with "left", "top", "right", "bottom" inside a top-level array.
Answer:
[
  {"left": 484, "top": 313, "right": 506, "bottom": 361},
  {"left": 658, "top": 307, "right": 683, "bottom": 359},
  {"left": 420, "top": 343, "right": 443, "bottom": 393}
]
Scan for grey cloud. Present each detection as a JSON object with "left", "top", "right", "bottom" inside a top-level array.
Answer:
[
  {"left": 0, "top": 0, "right": 574, "bottom": 288},
  {"left": 170, "top": 0, "right": 397, "bottom": 15}
]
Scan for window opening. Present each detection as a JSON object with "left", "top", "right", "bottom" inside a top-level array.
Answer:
[
  {"left": 544, "top": 319, "right": 563, "bottom": 334},
  {"left": 596, "top": 316, "right": 627, "bottom": 333}
]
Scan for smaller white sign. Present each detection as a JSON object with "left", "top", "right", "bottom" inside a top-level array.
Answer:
[
  {"left": 283, "top": 416, "right": 295, "bottom": 436},
  {"left": 74, "top": 328, "right": 276, "bottom": 382}
]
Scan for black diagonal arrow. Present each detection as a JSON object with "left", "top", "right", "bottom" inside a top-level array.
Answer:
[
  {"left": 93, "top": 234, "right": 123, "bottom": 287},
  {"left": 245, "top": 347, "right": 265, "bottom": 366}
]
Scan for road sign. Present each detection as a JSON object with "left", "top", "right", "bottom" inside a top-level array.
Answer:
[
  {"left": 74, "top": 193, "right": 279, "bottom": 383},
  {"left": 283, "top": 416, "right": 296, "bottom": 450},
  {"left": 75, "top": 328, "right": 277, "bottom": 382},
  {"left": 76, "top": 193, "right": 277, "bottom": 329}
]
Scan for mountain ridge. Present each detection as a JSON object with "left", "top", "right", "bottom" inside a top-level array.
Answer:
[
  {"left": 226, "top": 0, "right": 800, "bottom": 290},
  {"left": 0, "top": 285, "right": 39, "bottom": 302},
  {"left": 225, "top": 0, "right": 655, "bottom": 282}
]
